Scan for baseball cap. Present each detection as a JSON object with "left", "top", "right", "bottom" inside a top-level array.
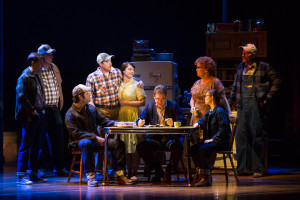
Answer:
[
  {"left": 240, "top": 43, "right": 257, "bottom": 54},
  {"left": 37, "top": 44, "right": 56, "bottom": 55},
  {"left": 96, "top": 53, "right": 114, "bottom": 64},
  {"left": 72, "top": 84, "right": 91, "bottom": 97}
]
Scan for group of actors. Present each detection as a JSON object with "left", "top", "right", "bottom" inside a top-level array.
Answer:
[{"left": 15, "top": 43, "right": 281, "bottom": 187}]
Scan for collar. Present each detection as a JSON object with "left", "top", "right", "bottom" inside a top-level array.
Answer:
[
  {"left": 245, "top": 61, "right": 257, "bottom": 70},
  {"left": 97, "top": 66, "right": 115, "bottom": 75},
  {"left": 155, "top": 100, "right": 167, "bottom": 110},
  {"left": 72, "top": 103, "right": 88, "bottom": 113}
]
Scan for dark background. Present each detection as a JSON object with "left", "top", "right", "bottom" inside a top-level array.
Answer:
[{"left": 2, "top": 0, "right": 299, "bottom": 167}]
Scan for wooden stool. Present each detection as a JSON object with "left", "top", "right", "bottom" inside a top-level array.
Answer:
[{"left": 68, "top": 150, "right": 109, "bottom": 184}]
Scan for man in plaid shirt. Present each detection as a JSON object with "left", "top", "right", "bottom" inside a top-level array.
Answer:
[
  {"left": 37, "top": 44, "right": 68, "bottom": 178},
  {"left": 229, "top": 44, "right": 281, "bottom": 178},
  {"left": 86, "top": 53, "right": 143, "bottom": 120}
]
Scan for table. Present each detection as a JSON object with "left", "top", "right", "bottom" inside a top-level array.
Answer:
[{"left": 102, "top": 126, "right": 196, "bottom": 186}]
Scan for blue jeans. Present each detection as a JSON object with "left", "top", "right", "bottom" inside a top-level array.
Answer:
[
  {"left": 78, "top": 138, "right": 126, "bottom": 172},
  {"left": 17, "top": 112, "right": 45, "bottom": 175},
  {"left": 39, "top": 107, "right": 65, "bottom": 170},
  {"left": 191, "top": 141, "right": 228, "bottom": 169}
]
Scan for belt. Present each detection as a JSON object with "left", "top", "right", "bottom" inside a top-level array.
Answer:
[
  {"left": 96, "top": 105, "right": 118, "bottom": 109},
  {"left": 45, "top": 105, "right": 58, "bottom": 108}
]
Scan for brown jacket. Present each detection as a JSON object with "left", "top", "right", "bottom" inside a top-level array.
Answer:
[{"left": 38, "top": 63, "right": 64, "bottom": 110}]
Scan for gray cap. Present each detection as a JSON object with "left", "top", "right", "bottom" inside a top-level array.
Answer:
[
  {"left": 72, "top": 84, "right": 91, "bottom": 97},
  {"left": 96, "top": 53, "right": 114, "bottom": 64},
  {"left": 37, "top": 44, "right": 56, "bottom": 55}
]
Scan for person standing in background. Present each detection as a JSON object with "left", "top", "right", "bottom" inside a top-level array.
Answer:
[
  {"left": 15, "top": 52, "right": 48, "bottom": 184},
  {"left": 190, "top": 56, "right": 231, "bottom": 144},
  {"left": 229, "top": 44, "right": 281, "bottom": 178},
  {"left": 37, "top": 44, "right": 68, "bottom": 178},
  {"left": 118, "top": 62, "right": 146, "bottom": 181}
]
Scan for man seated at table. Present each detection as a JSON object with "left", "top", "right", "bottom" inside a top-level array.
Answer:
[
  {"left": 136, "top": 84, "right": 186, "bottom": 182},
  {"left": 65, "top": 84, "right": 133, "bottom": 187}
]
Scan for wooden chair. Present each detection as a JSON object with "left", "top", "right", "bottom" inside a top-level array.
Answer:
[
  {"left": 214, "top": 117, "right": 239, "bottom": 185},
  {"left": 68, "top": 150, "right": 109, "bottom": 184}
]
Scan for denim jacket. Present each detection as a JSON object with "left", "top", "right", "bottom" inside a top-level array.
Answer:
[{"left": 197, "top": 106, "right": 231, "bottom": 145}]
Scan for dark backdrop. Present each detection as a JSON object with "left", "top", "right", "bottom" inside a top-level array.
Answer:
[{"left": 3, "top": 0, "right": 299, "bottom": 166}]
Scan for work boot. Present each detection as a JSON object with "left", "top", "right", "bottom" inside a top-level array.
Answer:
[
  {"left": 195, "top": 169, "right": 212, "bottom": 187},
  {"left": 116, "top": 170, "right": 133, "bottom": 185},
  {"left": 87, "top": 172, "right": 98, "bottom": 187}
]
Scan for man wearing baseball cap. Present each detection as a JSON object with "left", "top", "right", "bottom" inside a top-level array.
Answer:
[
  {"left": 229, "top": 43, "right": 281, "bottom": 178},
  {"left": 37, "top": 44, "right": 69, "bottom": 178},
  {"left": 86, "top": 52, "right": 143, "bottom": 121},
  {"left": 65, "top": 84, "right": 133, "bottom": 186}
]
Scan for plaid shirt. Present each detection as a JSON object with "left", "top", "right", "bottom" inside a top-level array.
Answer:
[
  {"left": 39, "top": 66, "right": 60, "bottom": 106},
  {"left": 86, "top": 67, "right": 122, "bottom": 106},
  {"left": 229, "top": 60, "right": 281, "bottom": 108}
]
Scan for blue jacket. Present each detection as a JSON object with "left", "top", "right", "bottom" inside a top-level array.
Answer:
[{"left": 137, "top": 100, "right": 186, "bottom": 142}]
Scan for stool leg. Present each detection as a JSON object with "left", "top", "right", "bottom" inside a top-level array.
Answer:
[
  {"left": 79, "top": 155, "right": 83, "bottom": 184},
  {"left": 223, "top": 153, "right": 228, "bottom": 185},
  {"left": 228, "top": 153, "right": 239, "bottom": 185},
  {"left": 68, "top": 154, "right": 77, "bottom": 182}
]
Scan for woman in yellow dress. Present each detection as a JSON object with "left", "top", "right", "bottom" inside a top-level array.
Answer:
[{"left": 118, "top": 62, "right": 146, "bottom": 181}]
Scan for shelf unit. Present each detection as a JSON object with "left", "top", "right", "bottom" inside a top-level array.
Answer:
[{"left": 206, "top": 31, "right": 267, "bottom": 95}]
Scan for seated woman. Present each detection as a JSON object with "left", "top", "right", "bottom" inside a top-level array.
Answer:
[{"left": 191, "top": 89, "right": 231, "bottom": 187}]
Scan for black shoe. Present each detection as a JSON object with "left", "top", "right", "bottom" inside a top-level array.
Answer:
[
  {"left": 152, "top": 168, "right": 164, "bottom": 182},
  {"left": 237, "top": 172, "right": 252, "bottom": 176},
  {"left": 163, "top": 169, "right": 171, "bottom": 182},
  {"left": 29, "top": 175, "right": 48, "bottom": 183},
  {"left": 37, "top": 169, "right": 47, "bottom": 178},
  {"left": 54, "top": 169, "right": 69, "bottom": 177}
]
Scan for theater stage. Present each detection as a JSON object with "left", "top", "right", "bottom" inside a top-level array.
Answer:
[{"left": 1, "top": 165, "right": 300, "bottom": 200}]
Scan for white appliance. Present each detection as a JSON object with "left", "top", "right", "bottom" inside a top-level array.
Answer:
[{"left": 132, "top": 61, "right": 178, "bottom": 107}]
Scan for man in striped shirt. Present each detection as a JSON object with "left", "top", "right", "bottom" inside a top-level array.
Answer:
[{"left": 37, "top": 44, "right": 68, "bottom": 178}]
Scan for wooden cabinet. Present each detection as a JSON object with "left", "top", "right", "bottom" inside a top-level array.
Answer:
[{"left": 206, "top": 31, "right": 268, "bottom": 94}]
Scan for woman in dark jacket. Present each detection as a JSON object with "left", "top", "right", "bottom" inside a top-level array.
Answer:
[{"left": 191, "top": 89, "right": 231, "bottom": 186}]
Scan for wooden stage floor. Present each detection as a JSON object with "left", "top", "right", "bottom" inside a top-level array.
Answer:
[{"left": 1, "top": 165, "right": 300, "bottom": 200}]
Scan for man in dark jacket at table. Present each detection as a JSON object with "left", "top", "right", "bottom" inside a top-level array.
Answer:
[
  {"left": 65, "top": 84, "right": 132, "bottom": 187},
  {"left": 136, "top": 85, "right": 186, "bottom": 182}
]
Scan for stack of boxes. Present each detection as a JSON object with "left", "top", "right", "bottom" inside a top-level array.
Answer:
[{"left": 131, "top": 40, "right": 155, "bottom": 61}]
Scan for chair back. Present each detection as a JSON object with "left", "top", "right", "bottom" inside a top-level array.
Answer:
[{"left": 228, "top": 117, "right": 239, "bottom": 151}]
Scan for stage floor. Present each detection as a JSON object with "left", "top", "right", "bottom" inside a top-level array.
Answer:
[{"left": 1, "top": 165, "right": 300, "bottom": 200}]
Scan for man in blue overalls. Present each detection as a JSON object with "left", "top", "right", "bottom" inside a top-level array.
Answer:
[{"left": 229, "top": 44, "right": 281, "bottom": 178}]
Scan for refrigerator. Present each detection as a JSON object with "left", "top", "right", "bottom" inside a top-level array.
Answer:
[{"left": 132, "top": 61, "right": 178, "bottom": 108}]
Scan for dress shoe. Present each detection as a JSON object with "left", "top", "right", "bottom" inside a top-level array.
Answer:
[{"left": 253, "top": 172, "right": 263, "bottom": 178}]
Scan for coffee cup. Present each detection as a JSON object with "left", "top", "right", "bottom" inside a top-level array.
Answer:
[{"left": 174, "top": 121, "right": 181, "bottom": 128}]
